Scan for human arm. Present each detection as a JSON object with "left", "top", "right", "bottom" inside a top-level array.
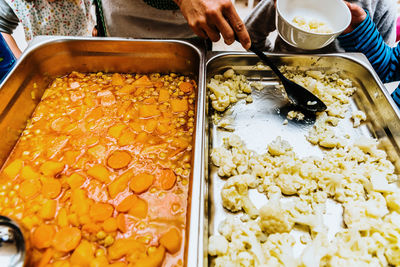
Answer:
[
  {"left": 0, "top": 0, "right": 21, "bottom": 58},
  {"left": 1, "top": 33, "right": 21, "bottom": 58},
  {"left": 174, "top": 0, "right": 251, "bottom": 50},
  {"left": 244, "top": 0, "right": 276, "bottom": 51},
  {"left": 338, "top": 3, "right": 400, "bottom": 83}
]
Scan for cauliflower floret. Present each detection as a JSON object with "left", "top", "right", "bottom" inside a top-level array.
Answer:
[
  {"left": 386, "top": 192, "right": 400, "bottom": 212},
  {"left": 208, "top": 235, "right": 228, "bottom": 256},
  {"left": 268, "top": 136, "right": 292, "bottom": 156},
  {"left": 216, "top": 217, "right": 269, "bottom": 266},
  {"left": 343, "top": 193, "right": 388, "bottom": 230},
  {"left": 262, "top": 233, "right": 297, "bottom": 267},
  {"left": 258, "top": 199, "right": 295, "bottom": 234},
  {"left": 221, "top": 174, "right": 259, "bottom": 218},
  {"left": 211, "top": 147, "right": 236, "bottom": 177},
  {"left": 300, "top": 234, "right": 331, "bottom": 267},
  {"left": 207, "top": 69, "right": 253, "bottom": 112},
  {"left": 287, "top": 110, "right": 305, "bottom": 121},
  {"left": 351, "top": 110, "right": 367, "bottom": 127}
]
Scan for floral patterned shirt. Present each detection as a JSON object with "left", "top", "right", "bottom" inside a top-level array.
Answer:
[{"left": 4, "top": 0, "right": 94, "bottom": 41}]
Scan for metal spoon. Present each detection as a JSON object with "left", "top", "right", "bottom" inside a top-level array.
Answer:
[
  {"left": 248, "top": 44, "right": 327, "bottom": 112},
  {"left": 0, "top": 216, "right": 25, "bottom": 267}
]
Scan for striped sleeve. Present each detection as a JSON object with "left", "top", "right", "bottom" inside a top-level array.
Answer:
[
  {"left": 338, "top": 12, "right": 400, "bottom": 109},
  {"left": 338, "top": 12, "right": 400, "bottom": 83}
]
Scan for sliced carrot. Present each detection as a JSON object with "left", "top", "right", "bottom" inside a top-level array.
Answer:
[
  {"left": 116, "top": 213, "right": 127, "bottom": 233},
  {"left": 171, "top": 138, "right": 189, "bottom": 149},
  {"left": 86, "top": 107, "right": 103, "bottom": 122},
  {"left": 116, "top": 194, "right": 138, "bottom": 212},
  {"left": 82, "top": 222, "right": 102, "bottom": 234},
  {"left": 135, "top": 132, "right": 148, "bottom": 143},
  {"left": 160, "top": 169, "right": 176, "bottom": 190},
  {"left": 132, "top": 75, "right": 153, "bottom": 87},
  {"left": 108, "top": 171, "right": 133, "bottom": 199},
  {"left": 87, "top": 165, "right": 110, "bottom": 183},
  {"left": 71, "top": 189, "right": 90, "bottom": 216},
  {"left": 32, "top": 224, "right": 56, "bottom": 249},
  {"left": 19, "top": 179, "right": 41, "bottom": 199},
  {"left": 170, "top": 99, "right": 188, "bottom": 112},
  {"left": 139, "top": 104, "right": 161, "bottom": 118},
  {"left": 40, "top": 199, "right": 57, "bottom": 220},
  {"left": 57, "top": 208, "right": 69, "bottom": 227},
  {"left": 130, "top": 173, "right": 154, "bottom": 194},
  {"left": 111, "top": 73, "right": 124, "bottom": 86},
  {"left": 108, "top": 238, "right": 146, "bottom": 260},
  {"left": 102, "top": 217, "right": 118, "bottom": 232},
  {"left": 179, "top": 81, "right": 193, "bottom": 93},
  {"left": 143, "top": 97, "right": 156, "bottom": 104},
  {"left": 118, "top": 129, "right": 136, "bottom": 146},
  {"left": 128, "top": 197, "right": 148, "bottom": 219},
  {"left": 158, "top": 89, "right": 169, "bottom": 102},
  {"left": 64, "top": 150, "right": 80, "bottom": 166},
  {"left": 90, "top": 256, "right": 109, "bottom": 267},
  {"left": 109, "top": 263, "right": 128, "bottom": 267},
  {"left": 42, "top": 178, "right": 61, "bottom": 198},
  {"left": 107, "top": 150, "right": 132, "bottom": 169},
  {"left": 159, "top": 228, "right": 181, "bottom": 254},
  {"left": 108, "top": 123, "right": 127, "bottom": 139},
  {"left": 66, "top": 173, "right": 86, "bottom": 189},
  {"left": 52, "top": 227, "right": 82, "bottom": 252},
  {"left": 119, "top": 84, "right": 136, "bottom": 94},
  {"left": 132, "top": 246, "right": 165, "bottom": 267},
  {"left": 89, "top": 202, "right": 114, "bottom": 222},
  {"left": 38, "top": 248, "right": 54, "bottom": 267},
  {"left": 40, "top": 161, "right": 65, "bottom": 177},
  {"left": 134, "top": 87, "right": 146, "bottom": 96},
  {"left": 20, "top": 165, "right": 39, "bottom": 180},
  {"left": 144, "top": 119, "right": 158, "bottom": 133},
  {"left": 70, "top": 240, "right": 95, "bottom": 266},
  {"left": 156, "top": 123, "right": 170, "bottom": 135},
  {"left": 51, "top": 117, "right": 70, "bottom": 132},
  {"left": 129, "top": 121, "right": 142, "bottom": 133}
]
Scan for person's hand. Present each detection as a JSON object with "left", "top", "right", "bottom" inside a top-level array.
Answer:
[
  {"left": 175, "top": 0, "right": 251, "bottom": 50},
  {"left": 342, "top": 1, "right": 367, "bottom": 34}
]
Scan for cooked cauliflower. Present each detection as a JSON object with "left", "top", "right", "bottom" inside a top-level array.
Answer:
[
  {"left": 208, "top": 235, "right": 228, "bottom": 256},
  {"left": 268, "top": 136, "right": 292, "bottom": 156},
  {"left": 259, "top": 199, "right": 294, "bottom": 234},
  {"left": 292, "top": 16, "right": 333, "bottom": 33},
  {"left": 351, "top": 110, "right": 367, "bottom": 127},
  {"left": 207, "top": 69, "right": 252, "bottom": 112},
  {"left": 208, "top": 68, "right": 400, "bottom": 267},
  {"left": 221, "top": 174, "right": 259, "bottom": 218}
]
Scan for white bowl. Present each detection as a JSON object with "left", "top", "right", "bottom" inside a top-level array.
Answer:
[{"left": 276, "top": 0, "right": 351, "bottom": 50}]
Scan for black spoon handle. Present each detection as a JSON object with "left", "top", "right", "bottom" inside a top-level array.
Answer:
[{"left": 249, "top": 44, "right": 286, "bottom": 81}]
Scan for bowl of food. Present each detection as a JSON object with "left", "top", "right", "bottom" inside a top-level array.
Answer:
[{"left": 276, "top": 0, "right": 351, "bottom": 50}]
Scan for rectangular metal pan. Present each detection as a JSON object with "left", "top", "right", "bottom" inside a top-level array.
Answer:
[
  {"left": 0, "top": 37, "right": 206, "bottom": 267},
  {"left": 202, "top": 52, "right": 400, "bottom": 266}
]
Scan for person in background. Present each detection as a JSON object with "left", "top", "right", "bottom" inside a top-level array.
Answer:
[
  {"left": 244, "top": 0, "right": 397, "bottom": 53},
  {"left": 338, "top": 2, "right": 400, "bottom": 108},
  {"left": 94, "top": 0, "right": 251, "bottom": 49},
  {"left": 0, "top": 0, "right": 95, "bottom": 58}
]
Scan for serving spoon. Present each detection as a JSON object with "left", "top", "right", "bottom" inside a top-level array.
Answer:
[
  {"left": 247, "top": 44, "right": 327, "bottom": 113},
  {"left": 0, "top": 216, "right": 25, "bottom": 267}
]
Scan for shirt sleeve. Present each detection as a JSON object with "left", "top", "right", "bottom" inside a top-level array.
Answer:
[
  {"left": 244, "top": 0, "right": 276, "bottom": 51},
  {"left": 338, "top": 12, "right": 400, "bottom": 84},
  {"left": 0, "top": 0, "right": 19, "bottom": 34}
]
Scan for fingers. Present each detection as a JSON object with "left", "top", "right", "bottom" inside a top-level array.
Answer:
[
  {"left": 223, "top": 4, "right": 251, "bottom": 49},
  {"left": 180, "top": 0, "right": 251, "bottom": 49},
  {"left": 206, "top": 6, "right": 235, "bottom": 45}
]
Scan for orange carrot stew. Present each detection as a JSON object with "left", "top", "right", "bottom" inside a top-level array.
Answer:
[{"left": 0, "top": 72, "right": 195, "bottom": 266}]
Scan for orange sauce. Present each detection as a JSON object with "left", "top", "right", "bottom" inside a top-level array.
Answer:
[{"left": 0, "top": 71, "right": 196, "bottom": 267}]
